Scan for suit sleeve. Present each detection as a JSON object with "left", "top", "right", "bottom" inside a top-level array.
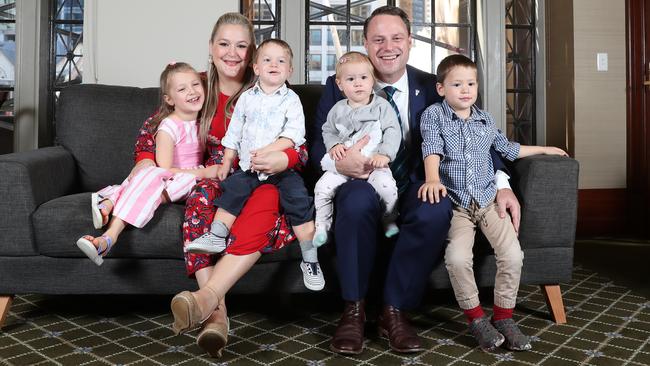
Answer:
[{"left": 309, "top": 75, "right": 345, "bottom": 174}]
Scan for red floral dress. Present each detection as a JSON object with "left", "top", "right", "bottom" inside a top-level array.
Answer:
[{"left": 134, "top": 92, "right": 308, "bottom": 276}]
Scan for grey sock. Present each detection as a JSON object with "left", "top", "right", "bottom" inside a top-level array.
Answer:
[
  {"left": 210, "top": 220, "right": 229, "bottom": 237},
  {"left": 300, "top": 240, "right": 318, "bottom": 263}
]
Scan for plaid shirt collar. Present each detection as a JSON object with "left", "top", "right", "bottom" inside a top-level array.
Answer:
[{"left": 440, "top": 99, "right": 489, "bottom": 124}]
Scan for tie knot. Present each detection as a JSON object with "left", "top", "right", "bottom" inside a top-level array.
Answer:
[{"left": 383, "top": 86, "right": 397, "bottom": 100}]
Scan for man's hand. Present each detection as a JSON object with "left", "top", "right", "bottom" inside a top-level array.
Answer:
[
  {"left": 496, "top": 188, "right": 520, "bottom": 234},
  {"left": 334, "top": 135, "right": 372, "bottom": 179}
]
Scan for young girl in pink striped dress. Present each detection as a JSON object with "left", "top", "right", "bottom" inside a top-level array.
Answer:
[{"left": 76, "top": 62, "right": 212, "bottom": 266}]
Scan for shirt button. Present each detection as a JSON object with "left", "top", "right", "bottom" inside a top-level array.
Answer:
[
  {"left": 468, "top": 184, "right": 473, "bottom": 189},
  {"left": 466, "top": 154, "right": 471, "bottom": 159},
  {"left": 468, "top": 169, "right": 472, "bottom": 173}
]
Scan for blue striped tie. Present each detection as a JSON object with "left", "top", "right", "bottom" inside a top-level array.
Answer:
[{"left": 383, "top": 86, "right": 410, "bottom": 195}]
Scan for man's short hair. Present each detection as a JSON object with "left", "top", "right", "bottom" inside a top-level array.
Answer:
[
  {"left": 363, "top": 5, "right": 411, "bottom": 39},
  {"left": 436, "top": 54, "right": 477, "bottom": 84}
]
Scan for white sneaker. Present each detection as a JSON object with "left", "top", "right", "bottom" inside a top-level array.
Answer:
[
  {"left": 185, "top": 232, "right": 227, "bottom": 254},
  {"left": 313, "top": 227, "right": 329, "bottom": 247},
  {"left": 384, "top": 222, "right": 400, "bottom": 238},
  {"left": 300, "top": 261, "right": 325, "bottom": 291}
]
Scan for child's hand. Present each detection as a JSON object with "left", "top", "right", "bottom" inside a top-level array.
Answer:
[
  {"left": 251, "top": 146, "right": 270, "bottom": 157},
  {"left": 370, "top": 154, "right": 390, "bottom": 168},
  {"left": 543, "top": 146, "right": 568, "bottom": 157},
  {"left": 216, "top": 164, "right": 230, "bottom": 181},
  {"left": 418, "top": 180, "right": 447, "bottom": 204},
  {"left": 329, "top": 144, "right": 347, "bottom": 161}
]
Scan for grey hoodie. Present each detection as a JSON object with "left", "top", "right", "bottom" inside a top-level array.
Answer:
[{"left": 321, "top": 94, "right": 401, "bottom": 161}]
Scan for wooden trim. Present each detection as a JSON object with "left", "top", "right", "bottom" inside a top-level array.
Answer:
[
  {"left": 577, "top": 189, "right": 627, "bottom": 238},
  {"left": 541, "top": 285, "right": 566, "bottom": 324},
  {"left": 0, "top": 295, "right": 13, "bottom": 329},
  {"left": 626, "top": 0, "right": 650, "bottom": 238}
]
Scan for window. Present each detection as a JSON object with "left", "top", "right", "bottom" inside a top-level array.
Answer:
[
  {"left": 326, "top": 54, "right": 336, "bottom": 71},
  {"left": 305, "top": 0, "right": 475, "bottom": 84},
  {"left": 0, "top": 0, "right": 15, "bottom": 132},
  {"left": 309, "top": 54, "right": 322, "bottom": 70},
  {"left": 242, "top": 0, "right": 280, "bottom": 43},
  {"left": 505, "top": 0, "right": 535, "bottom": 144},
  {"left": 49, "top": 0, "right": 84, "bottom": 138},
  {"left": 310, "top": 29, "right": 322, "bottom": 46}
]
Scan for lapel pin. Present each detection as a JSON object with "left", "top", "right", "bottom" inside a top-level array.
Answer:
[{"left": 415, "top": 89, "right": 420, "bottom": 96}]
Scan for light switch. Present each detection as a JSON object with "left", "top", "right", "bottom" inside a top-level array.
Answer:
[{"left": 597, "top": 53, "right": 608, "bottom": 71}]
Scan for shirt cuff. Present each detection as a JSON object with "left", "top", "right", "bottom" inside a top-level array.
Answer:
[
  {"left": 494, "top": 170, "right": 512, "bottom": 190},
  {"left": 135, "top": 152, "right": 155, "bottom": 164},
  {"left": 284, "top": 148, "right": 299, "bottom": 168}
]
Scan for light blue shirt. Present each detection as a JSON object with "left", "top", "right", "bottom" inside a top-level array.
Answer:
[
  {"left": 420, "top": 100, "right": 520, "bottom": 208},
  {"left": 221, "top": 82, "right": 306, "bottom": 177}
]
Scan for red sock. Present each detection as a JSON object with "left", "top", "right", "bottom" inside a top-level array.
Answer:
[
  {"left": 492, "top": 305, "right": 514, "bottom": 321},
  {"left": 463, "top": 305, "right": 485, "bottom": 323}
]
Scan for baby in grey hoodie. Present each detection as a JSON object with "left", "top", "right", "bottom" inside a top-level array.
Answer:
[{"left": 314, "top": 52, "right": 401, "bottom": 246}]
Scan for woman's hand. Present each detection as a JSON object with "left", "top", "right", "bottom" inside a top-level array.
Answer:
[
  {"left": 418, "top": 180, "right": 447, "bottom": 204},
  {"left": 250, "top": 150, "right": 289, "bottom": 175},
  {"left": 216, "top": 164, "right": 230, "bottom": 181},
  {"left": 202, "top": 165, "right": 220, "bottom": 179},
  {"left": 128, "top": 159, "right": 155, "bottom": 179}
]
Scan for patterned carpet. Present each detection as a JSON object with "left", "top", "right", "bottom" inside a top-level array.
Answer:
[{"left": 1, "top": 265, "right": 649, "bottom": 366}]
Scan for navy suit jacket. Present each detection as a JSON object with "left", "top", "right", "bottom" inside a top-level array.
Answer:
[{"left": 309, "top": 65, "right": 506, "bottom": 184}]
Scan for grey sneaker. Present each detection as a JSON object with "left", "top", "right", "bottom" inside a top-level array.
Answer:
[
  {"left": 300, "top": 261, "right": 325, "bottom": 291},
  {"left": 185, "top": 232, "right": 227, "bottom": 254},
  {"left": 492, "top": 318, "right": 532, "bottom": 351},
  {"left": 468, "top": 316, "right": 505, "bottom": 352}
]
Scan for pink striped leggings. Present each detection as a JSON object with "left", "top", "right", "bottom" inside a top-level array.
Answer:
[{"left": 97, "top": 166, "right": 197, "bottom": 228}]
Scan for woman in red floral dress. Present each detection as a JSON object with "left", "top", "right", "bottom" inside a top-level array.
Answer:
[{"left": 130, "top": 13, "right": 307, "bottom": 358}]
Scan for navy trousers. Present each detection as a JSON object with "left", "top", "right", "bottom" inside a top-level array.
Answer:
[{"left": 334, "top": 179, "right": 452, "bottom": 310}]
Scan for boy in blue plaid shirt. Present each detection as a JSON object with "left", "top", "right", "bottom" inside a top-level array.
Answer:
[{"left": 419, "top": 55, "right": 567, "bottom": 352}]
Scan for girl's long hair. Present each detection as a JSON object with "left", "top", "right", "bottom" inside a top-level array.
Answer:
[
  {"left": 200, "top": 12, "right": 256, "bottom": 145},
  {"left": 148, "top": 62, "right": 200, "bottom": 133}
]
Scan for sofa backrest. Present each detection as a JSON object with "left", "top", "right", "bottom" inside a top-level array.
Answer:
[
  {"left": 56, "top": 84, "right": 160, "bottom": 192},
  {"left": 56, "top": 83, "right": 324, "bottom": 192}
]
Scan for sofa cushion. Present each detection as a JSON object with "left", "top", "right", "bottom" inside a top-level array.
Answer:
[
  {"left": 33, "top": 192, "right": 304, "bottom": 263},
  {"left": 34, "top": 193, "right": 185, "bottom": 259},
  {"left": 56, "top": 85, "right": 160, "bottom": 192}
]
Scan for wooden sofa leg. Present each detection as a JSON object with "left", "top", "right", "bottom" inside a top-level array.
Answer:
[
  {"left": 541, "top": 285, "right": 567, "bottom": 324},
  {"left": 0, "top": 295, "right": 13, "bottom": 328}
]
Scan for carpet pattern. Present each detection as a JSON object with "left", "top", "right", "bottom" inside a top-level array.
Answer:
[{"left": 1, "top": 266, "right": 649, "bottom": 366}]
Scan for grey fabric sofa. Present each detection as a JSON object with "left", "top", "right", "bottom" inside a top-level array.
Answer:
[{"left": 0, "top": 84, "right": 579, "bottom": 327}]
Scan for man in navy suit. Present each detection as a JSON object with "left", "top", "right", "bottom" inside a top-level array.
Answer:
[{"left": 310, "top": 5, "right": 521, "bottom": 355}]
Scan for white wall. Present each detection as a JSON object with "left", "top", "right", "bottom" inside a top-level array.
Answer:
[
  {"left": 573, "top": 0, "right": 626, "bottom": 189},
  {"left": 84, "top": 0, "right": 237, "bottom": 87}
]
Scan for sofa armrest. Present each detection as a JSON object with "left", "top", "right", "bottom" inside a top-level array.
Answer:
[
  {"left": 510, "top": 155, "right": 579, "bottom": 249},
  {"left": 0, "top": 146, "right": 77, "bottom": 255}
]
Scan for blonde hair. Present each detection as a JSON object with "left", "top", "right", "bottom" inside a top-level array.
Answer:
[
  {"left": 335, "top": 51, "right": 375, "bottom": 81},
  {"left": 200, "top": 12, "right": 256, "bottom": 145},
  {"left": 254, "top": 38, "right": 293, "bottom": 63},
  {"left": 149, "top": 62, "right": 201, "bottom": 133}
]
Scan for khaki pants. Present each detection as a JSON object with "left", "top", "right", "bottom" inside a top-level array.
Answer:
[{"left": 445, "top": 201, "right": 523, "bottom": 309}]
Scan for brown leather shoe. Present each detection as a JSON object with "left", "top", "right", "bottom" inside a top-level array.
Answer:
[
  {"left": 329, "top": 300, "right": 365, "bottom": 355},
  {"left": 377, "top": 304, "right": 424, "bottom": 353}
]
